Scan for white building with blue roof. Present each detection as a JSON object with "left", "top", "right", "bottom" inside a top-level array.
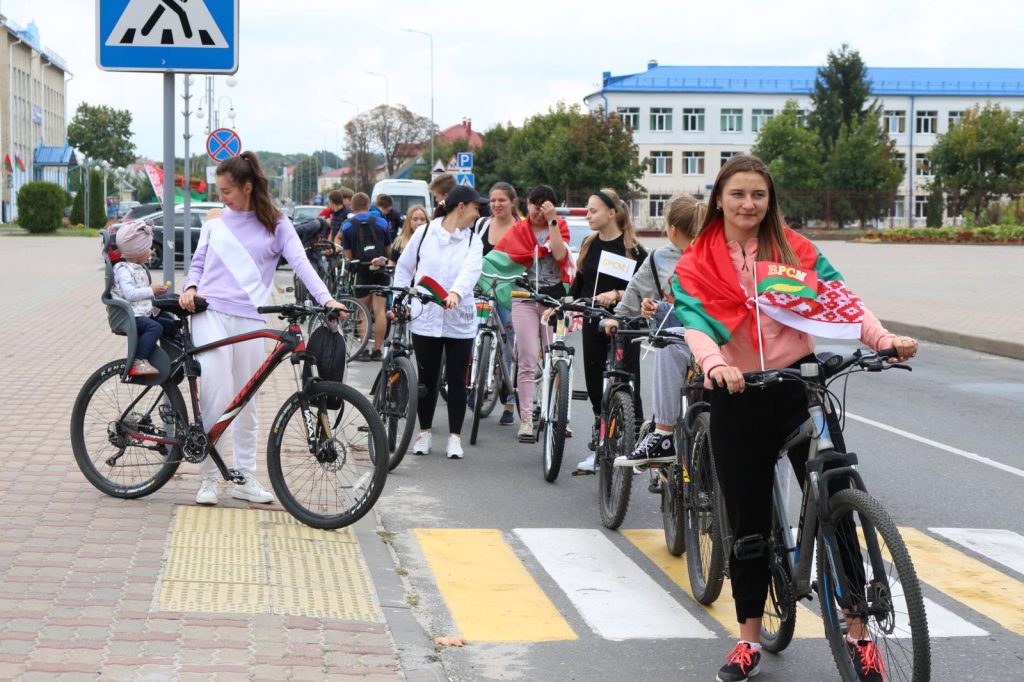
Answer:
[{"left": 585, "top": 62, "right": 1024, "bottom": 227}]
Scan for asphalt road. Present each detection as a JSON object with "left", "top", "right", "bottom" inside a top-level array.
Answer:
[{"left": 342, "top": 332, "right": 1024, "bottom": 682}]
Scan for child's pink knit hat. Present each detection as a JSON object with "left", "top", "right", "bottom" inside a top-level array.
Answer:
[{"left": 115, "top": 219, "right": 154, "bottom": 260}]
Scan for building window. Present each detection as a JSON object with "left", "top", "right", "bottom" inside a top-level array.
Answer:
[
  {"left": 650, "top": 107, "right": 673, "bottom": 132},
  {"left": 916, "top": 110, "right": 938, "bottom": 134},
  {"left": 751, "top": 108, "right": 774, "bottom": 132},
  {"left": 915, "top": 153, "right": 931, "bottom": 177},
  {"left": 895, "top": 152, "right": 906, "bottom": 172},
  {"left": 649, "top": 194, "right": 671, "bottom": 218},
  {"left": 649, "top": 151, "right": 673, "bottom": 175},
  {"left": 914, "top": 195, "right": 928, "bottom": 218},
  {"left": 682, "top": 151, "right": 705, "bottom": 175},
  {"left": 884, "top": 110, "right": 906, "bottom": 134},
  {"left": 893, "top": 195, "right": 905, "bottom": 219},
  {"left": 720, "top": 151, "right": 738, "bottom": 167},
  {"left": 796, "top": 109, "right": 807, "bottom": 127},
  {"left": 681, "top": 107, "right": 705, "bottom": 132},
  {"left": 948, "top": 110, "right": 964, "bottom": 128},
  {"left": 720, "top": 108, "right": 743, "bottom": 132},
  {"left": 616, "top": 107, "right": 639, "bottom": 130}
]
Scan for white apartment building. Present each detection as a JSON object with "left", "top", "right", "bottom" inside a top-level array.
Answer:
[
  {"left": 584, "top": 63, "right": 1024, "bottom": 227},
  {"left": 0, "top": 18, "right": 71, "bottom": 221}
]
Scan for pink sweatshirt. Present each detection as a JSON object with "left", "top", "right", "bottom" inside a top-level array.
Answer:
[{"left": 685, "top": 237, "right": 896, "bottom": 374}]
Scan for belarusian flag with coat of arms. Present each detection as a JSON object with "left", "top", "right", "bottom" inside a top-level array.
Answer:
[{"left": 754, "top": 260, "right": 864, "bottom": 339}]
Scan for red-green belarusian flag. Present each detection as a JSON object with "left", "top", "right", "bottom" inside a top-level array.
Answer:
[
  {"left": 416, "top": 276, "right": 447, "bottom": 305},
  {"left": 478, "top": 217, "right": 573, "bottom": 308},
  {"left": 672, "top": 220, "right": 865, "bottom": 346}
]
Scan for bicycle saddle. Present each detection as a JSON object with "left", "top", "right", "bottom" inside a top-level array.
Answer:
[{"left": 153, "top": 295, "right": 209, "bottom": 317}]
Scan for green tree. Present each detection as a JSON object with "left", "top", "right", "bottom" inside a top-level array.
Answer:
[
  {"left": 925, "top": 183, "right": 945, "bottom": 227},
  {"left": 292, "top": 156, "right": 320, "bottom": 204},
  {"left": 67, "top": 103, "right": 137, "bottom": 167},
  {"left": 473, "top": 123, "right": 516, "bottom": 193},
  {"left": 824, "top": 110, "right": 903, "bottom": 226},
  {"left": 928, "top": 104, "right": 1024, "bottom": 225},
  {"left": 504, "top": 102, "right": 645, "bottom": 200},
  {"left": 17, "top": 181, "right": 67, "bottom": 233},
  {"left": 808, "top": 44, "right": 873, "bottom": 150},
  {"left": 69, "top": 170, "right": 109, "bottom": 227},
  {"left": 751, "top": 100, "right": 825, "bottom": 223}
]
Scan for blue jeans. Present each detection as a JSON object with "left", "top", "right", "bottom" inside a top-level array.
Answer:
[{"left": 136, "top": 312, "right": 178, "bottom": 361}]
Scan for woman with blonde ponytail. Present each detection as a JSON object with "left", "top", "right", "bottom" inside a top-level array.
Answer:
[{"left": 568, "top": 187, "right": 647, "bottom": 472}]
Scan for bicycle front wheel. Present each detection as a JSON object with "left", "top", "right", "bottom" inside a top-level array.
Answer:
[
  {"left": 267, "top": 380, "right": 388, "bottom": 529},
  {"left": 685, "top": 411, "right": 726, "bottom": 605},
  {"left": 661, "top": 420, "right": 686, "bottom": 556},
  {"left": 817, "top": 488, "right": 930, "bottom": 682},
  {"left": 470, "top": 335, "right": 492, "bottom": 445},
  {"left": 541, "top": 360, "right": 569, "bottom": 482},
  {"left": 375, "top": 356, "right": 417, "bottom": 471},
  {"left": 70, "top": 360, "right": 186, "bottom": 498},
  {"left": 598, "top": 389, "right": 635, "bottom": 528}
]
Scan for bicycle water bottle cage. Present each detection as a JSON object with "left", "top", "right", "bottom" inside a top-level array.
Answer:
[{"left": 733, "top": 534, "right": 771, "bottom": 560}]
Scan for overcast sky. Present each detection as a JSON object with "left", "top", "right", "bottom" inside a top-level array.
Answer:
[{"left": 11, "top": 0, "right": 1024, "bottom": 161}]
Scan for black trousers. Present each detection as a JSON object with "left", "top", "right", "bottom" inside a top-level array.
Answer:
[
  {"left": 412, "top": 334, "right": 474, "bottom": 434},
  {"left": 580, "top": 320, "right": 643, "bottom": 419},
  {"left": 709, "top": 356, "right": 861, "bottom": 623}
]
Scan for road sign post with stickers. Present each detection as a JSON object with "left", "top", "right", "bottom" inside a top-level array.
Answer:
[
  {"left": 451, "top": 151, "right": 475, "bottom": 188},
  {"left": 97, "top": 0, "right": 239, "bottom": 288}
]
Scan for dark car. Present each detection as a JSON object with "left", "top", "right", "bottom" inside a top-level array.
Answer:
[
  {"left": 125, "top": 203, "right": 161, "bottom": 220},
  {"left": 148, "top": 203, "right": 225, "bottom": 267}
]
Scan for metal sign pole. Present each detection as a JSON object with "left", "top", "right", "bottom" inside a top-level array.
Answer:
[
  {"left": 182, "top": 73, "right": 192, "bottom": 274},
  {"left": 161, "top": 72, "right": 176, "bottom": 290}
]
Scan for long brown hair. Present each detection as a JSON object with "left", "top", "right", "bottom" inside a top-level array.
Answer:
[
  {"left": 576, "top": 187, "right": 640, "bottom": 272},
  {"left": 216, "top": 151, "right": 281, "bottom": 233},
  {"left": 489, "top": 181, "right": 521, "bottom": 220},
  {"left": 702, "top": 154, "right": 798, "bottom": 266},
  {"left": 393, "top": 204, "right": 428, "bottom": 252}
]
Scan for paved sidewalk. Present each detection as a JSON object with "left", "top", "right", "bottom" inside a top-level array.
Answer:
[{"left": 0, "top": 237, "right": 405, "bottom": 681}]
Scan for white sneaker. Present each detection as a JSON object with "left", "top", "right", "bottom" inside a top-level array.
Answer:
[
  {"left": 446, "top": 435, "right": 464, "bottom": 459},
  {"left": 195, "top": 478, "right": 219, "bottom": 505},
  {"left": 517, "top": 421, "right": 535, "bottom": 442},
  {"left": 412, "top": 430, "right": 432, "bottom": 455},
  {"left": 576, "top": 453, "right": 596, "bottom": 473},
  {"left": 232, "top": 477, "right": 274, "bottom": 504}
]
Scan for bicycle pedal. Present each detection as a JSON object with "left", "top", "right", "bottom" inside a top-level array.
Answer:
[
  {"left": 227, "top": 469, "right": 247, "bottom": 484},
  {"left": 571, "top": 468, "right": 595, "bottom": 477}
]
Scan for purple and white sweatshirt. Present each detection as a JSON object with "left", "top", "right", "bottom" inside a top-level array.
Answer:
[{"left": 183, "top": 208, "right": 331, "bottom": 321}]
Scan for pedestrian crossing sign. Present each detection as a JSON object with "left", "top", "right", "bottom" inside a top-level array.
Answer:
[{"left": 97, "top": 0, "right": 239, "bottom": 73}]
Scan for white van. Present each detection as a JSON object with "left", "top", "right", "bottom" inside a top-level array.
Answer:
[{"left": 370, "top": 179, "right": 433, "bottom": 218}]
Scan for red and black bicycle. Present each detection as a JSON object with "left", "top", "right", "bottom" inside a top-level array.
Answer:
[{"left": 70, "top": 298, "right": 388, "bottom": 529}]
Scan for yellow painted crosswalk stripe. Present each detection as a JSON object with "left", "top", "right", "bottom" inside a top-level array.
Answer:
[
  {"left": 414, "top": 528, "right": 577, "bottom": 642},
  {"left": 899, "top": 527, "right": 1024, "bottom": 636},
  {"left": 623, "top": 529, "right": 822, "bottom": 639}
]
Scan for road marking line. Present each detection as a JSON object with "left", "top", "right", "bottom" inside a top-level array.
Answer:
[
  {"left": 930, "top": 528, "right": 1024, "bottom": 577},
  {"left": 413, "top": 529, "right": 576, "bottom": 642},
  {"left": 622, "top": 529, "right": 821, "bottom": 639},
  {"left": 515, "top": 528, "right": 715, "bottom": 640},
  {"left": 846, "top": 412, "right": 1024, "bottom": 479},
  {"left": 899, "top": 527, "right": 1024, "bottom": 635}
]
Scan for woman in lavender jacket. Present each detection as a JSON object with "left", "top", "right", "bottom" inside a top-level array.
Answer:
[{"left": 179, "top": 151, "right": 346, "bottom": 506}]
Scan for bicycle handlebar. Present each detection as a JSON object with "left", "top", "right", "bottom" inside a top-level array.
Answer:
[
  {"left": 691, "top": 348, "right": 909, "bottom": 389},
  {"left": 257, "top": 303, "right": 347, "bottom": 320}
]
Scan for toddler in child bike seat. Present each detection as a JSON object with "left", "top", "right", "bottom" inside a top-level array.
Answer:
[{"left": 112, "top": 220, "right": 179, "bottom": 376}]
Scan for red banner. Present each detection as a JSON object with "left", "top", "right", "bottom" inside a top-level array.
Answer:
[{"left": 143, "top": 164, "right": 209, "bottom": 201}]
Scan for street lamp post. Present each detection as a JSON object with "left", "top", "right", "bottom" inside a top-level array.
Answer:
[
  {"left": 403, "top": 29, "right": 435, "bottom": 167},
  {"left": 101, "top": 160, "right": 110, "bottom": 221}
]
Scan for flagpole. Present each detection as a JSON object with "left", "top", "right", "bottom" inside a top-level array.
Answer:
[
  {"left": 642, "top": 304, "right": 672, "bottom": 361},
  {"left": 754, "top": 260, "right": 766, "bottom": 371}
]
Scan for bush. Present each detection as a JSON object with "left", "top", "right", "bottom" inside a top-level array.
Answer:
[
  {"left": 68, "top": 170, "right": 108, "bottom": 228},
  {"left": 864, "top": 225, "right": 1024, "bottom": 243},
  {"left": 16, "top": 181, "right": 67, "bottom": 233}
]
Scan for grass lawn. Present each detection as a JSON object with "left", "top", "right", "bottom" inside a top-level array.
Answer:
[{"left": 1, "top": 225, "right": 101, "bottom": 238}]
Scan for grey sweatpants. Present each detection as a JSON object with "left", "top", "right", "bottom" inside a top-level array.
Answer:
[{"left": 652, "top": 327, "right": 693, "bottom": 425}]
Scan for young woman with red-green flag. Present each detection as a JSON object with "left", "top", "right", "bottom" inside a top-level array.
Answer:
[
  {"left": 393, "top": 185, "right": 486, "bottom": 459},
  {"left": 672, "top": 155, "right": 918, "bottom": 682}
]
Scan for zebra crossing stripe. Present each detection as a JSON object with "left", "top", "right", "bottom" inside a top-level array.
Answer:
[
  {"left": 622, "top": 529, "right": 822, "bottom": 639},
  {"left": 900, "top": 527, "right": 1024, "bottom": 635},
  {"left": 413, "top": 529, "right": 576, "bottom": 642},
  {"left": 930, "top": 528, "right": 1024, "bottom": 576},
  {"left": 515, "top": 528, "right": 715, "bottom": 640}
]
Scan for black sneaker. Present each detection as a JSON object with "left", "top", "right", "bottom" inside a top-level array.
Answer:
[
  {"left": 716, "top": 642, "right": 761, "bottom": 682},
  {"left": 846, "top": 638, "right": 886, "bottom": 681},
  {"left": 369, "top": 349, "right": 383, "bottom": 361},
  {"left": 499, "top": 410, "right": 515, "bottom": 425},
  {"left": 615, "top": 431, "right": 674, "bottom": 467}
]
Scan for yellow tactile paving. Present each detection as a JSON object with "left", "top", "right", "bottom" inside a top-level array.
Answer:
[
  {"left": 898, "top": 527, "right": 1024, "bottom": 636},
  {"left": 159, "top": 506, "right": 382, "bottom": 621},
  {"left": 414, "top": 528, "right": 577, "bottom": 642},
  {"left": 623, "top": 529, "right": 822, "bottom": 639}
]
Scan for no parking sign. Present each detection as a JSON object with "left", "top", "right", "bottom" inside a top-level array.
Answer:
[{"left": 206, "top": 128, "right": 242, "bottom": 163}]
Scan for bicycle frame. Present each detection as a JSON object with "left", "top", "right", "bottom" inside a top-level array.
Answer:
[
  {"left": 469, "top": 298, "right": 515, "bottom": 404},
  {"left": 597, "top": 326, "right": 643, "bottom": 446},
  {"left": 538, "top": 312, "right": 574, "bottom": 428}
]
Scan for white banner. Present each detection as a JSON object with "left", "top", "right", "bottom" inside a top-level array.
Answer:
[{"left": 596, "top": 251, "right": 637, "bottom": 281}]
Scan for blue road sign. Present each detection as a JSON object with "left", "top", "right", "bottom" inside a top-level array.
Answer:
[
  {"left": 456, "top": 152, "right": 474, "bottom": 169},
  {"left": 206, "top": 128, "right": 242, "bottom": 162},
  {"left": 456, "top": 173, "right": 475, "bottom": 188},
  {"left": 97, "top": 0, "right": 239, "bottom": 73}
]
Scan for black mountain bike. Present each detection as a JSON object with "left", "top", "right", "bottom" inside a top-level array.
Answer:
[{"left": 71, "top": 298, "right": 389, "bottom": 530}]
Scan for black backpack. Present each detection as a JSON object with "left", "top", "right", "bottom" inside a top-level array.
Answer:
[
  {"left": 354, "top": 216, "right": 386, "bottom": 268},
  {"left": 303, "top": 323, "right": 347, "bottom": 409}
]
